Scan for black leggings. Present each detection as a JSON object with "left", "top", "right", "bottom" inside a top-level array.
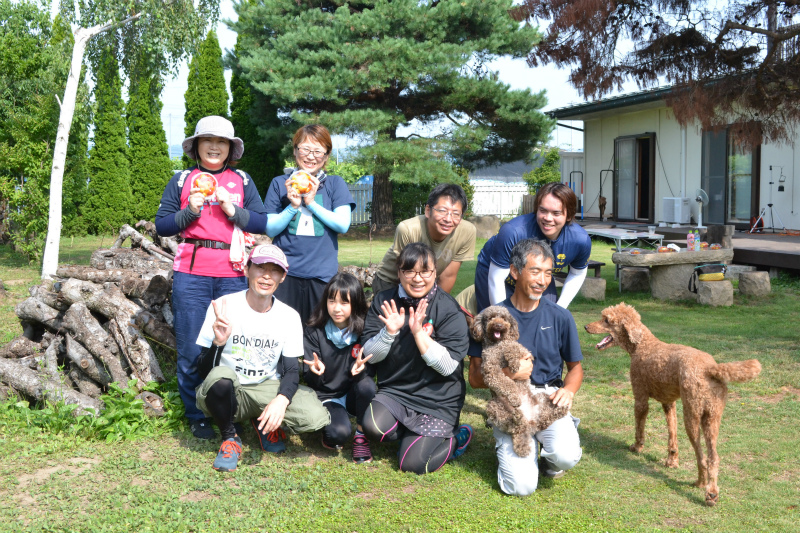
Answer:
[
  {"left": 204, "top": 378, "right": 238, "bottom": 440},
  {"left": 321, "top": 377, "right": 376, "bottom": 446},
  {"left": 362, "top": 400, "right": 455, "bottom": 475}
]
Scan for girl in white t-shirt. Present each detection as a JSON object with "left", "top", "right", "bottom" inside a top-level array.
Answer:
[{"left": 302, "top": 273, "right": 376, "bottom": 463}]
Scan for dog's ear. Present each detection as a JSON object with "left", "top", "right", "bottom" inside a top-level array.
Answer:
[
  {"left": 618, "top": 303, "right": 645, "bottom": 345},
  {"left": 506, "top": 310, "right": 520, "bottom": 341},
  {"left": 470, "top": 312, "right": 484, "bottom": 341}
]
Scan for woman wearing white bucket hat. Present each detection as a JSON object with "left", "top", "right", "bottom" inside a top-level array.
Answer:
[{"left": 156, "top": 115, "right": 268, "bottom": 440}]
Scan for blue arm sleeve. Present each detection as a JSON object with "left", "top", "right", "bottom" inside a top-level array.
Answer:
[
  {"left": 305, "top": 204, "right": 352, "bottom": 234},
  {"left": 266, "top": 206, "right": 299, "bottom": 237},
  {"left": 155, "top": 213, "right": 181, "bottom": 237},
  {"left": 155, "top": 171, "right": 186, "bottom": 237}
]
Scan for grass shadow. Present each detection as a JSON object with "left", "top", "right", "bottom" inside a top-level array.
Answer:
[{"left": 580, "top": 428, "right": 706, "bottom": 506}]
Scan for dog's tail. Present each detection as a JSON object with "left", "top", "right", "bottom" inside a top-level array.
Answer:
[{"left": 707, "top": 359, "right": 762, "bottom": 383}]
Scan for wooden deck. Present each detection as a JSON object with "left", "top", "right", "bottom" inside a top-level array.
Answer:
[{"left": 577, "top": 219, "right": 800, "bottom": 273}]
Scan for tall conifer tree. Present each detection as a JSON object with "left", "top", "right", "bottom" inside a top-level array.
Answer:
[
  {"left": 83, "top": 48, "right": 133, "bottom": 233},
  {"left": 229, "top": 35, "right": 285, "bottom": 197},
  {"left": 127, "top": 73, "right": 173, "bottom": 221},
  {"left": 234, "top": 0, "right": 553, "bottom": 226},
  {"left": 183, "top": 30, "right": 229, "bottom": 167}
]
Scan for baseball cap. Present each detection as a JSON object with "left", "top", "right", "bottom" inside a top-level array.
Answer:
[{"left": 248, "top": 244, "right": 289, "bottom": 272}]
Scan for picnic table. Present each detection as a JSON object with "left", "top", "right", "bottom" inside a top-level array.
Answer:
[
  {"left": 584, "top": 227, "right": 665, "bottom": 279},
  {"left": 612, "top": 248, "right": 734, "bottom": 300}
]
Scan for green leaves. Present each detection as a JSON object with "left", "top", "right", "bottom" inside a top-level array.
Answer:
[
  {"left": 232, "top": 0, "right": 553, "bottom": 223},
  {"left": 83, "top": 47, "right": 134, "bottom": 234},
  {"left": 183, "top": 30, "right": 230, "bottom": 167},
  {"left": 127, "top": 71, "right": 173, "bottom": 222}
]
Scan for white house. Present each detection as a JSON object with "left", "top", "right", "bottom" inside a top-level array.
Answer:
[{"left": 550, "top": 87, "right": 800, "bottom": 231}]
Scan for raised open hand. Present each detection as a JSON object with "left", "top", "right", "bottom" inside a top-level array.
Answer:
[
  {"left": 302, "top": 352, "right": 326, "bottom": 376},
  {"left": 350, "top": 347, "right": 374, "bottom": 376},
  {"left": 408, "top": 298, "right": 429, "bottom": 335},
  {"left": 211, "top": 297, "right": 232, "bottom": 346},
  {"left": 378, "top": 299, "right": 405, "bottom": 334}
]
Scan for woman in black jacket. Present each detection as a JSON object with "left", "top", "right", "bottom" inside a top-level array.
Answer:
[{"left": 360, "top": 242, "right": 473, "bottom": 474}]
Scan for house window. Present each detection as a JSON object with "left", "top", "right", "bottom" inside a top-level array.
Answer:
[{"left": 701, "top": 128, "right": 760, "bottom": 227}]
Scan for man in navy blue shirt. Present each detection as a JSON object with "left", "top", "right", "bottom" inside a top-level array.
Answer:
[
  {"left": 469, "top": 238, "right": 583, "bottom": 496},
  {"left": 474, "top": 182, "right": 591, "bottom": 312}
]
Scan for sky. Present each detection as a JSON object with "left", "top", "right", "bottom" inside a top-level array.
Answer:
[{"left": 159, "top": 1, "right": 638, "bottom": 156}]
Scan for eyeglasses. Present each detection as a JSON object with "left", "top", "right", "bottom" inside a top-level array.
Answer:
[
  {"left": 296, "top": 146, "right": 328, "bottom": 158},
  {"left": 431, "top": 207, "right": 462, "bottom": 221},
  {"left": 400, "top": 269, "right": 436, "bottom": 280}
]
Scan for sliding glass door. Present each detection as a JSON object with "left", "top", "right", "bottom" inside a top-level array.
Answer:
[{"left": 701, "top": 128, "right": 759, "bottom": 227}]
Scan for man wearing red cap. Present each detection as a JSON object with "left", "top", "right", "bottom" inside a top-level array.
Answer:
[{"left": 193, "top": 244, "right": 330, "bottom": 471}]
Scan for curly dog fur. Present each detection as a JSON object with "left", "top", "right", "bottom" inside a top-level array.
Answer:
[
  {"left": 585, "top": 302, "right": 761, "bottom": 506},
  {"left": 471, "top": 306, "right": 569, "bottom": 458}
]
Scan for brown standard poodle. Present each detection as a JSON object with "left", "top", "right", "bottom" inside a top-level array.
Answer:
[
  {"left": 471, "top": 306, "right": 569, "bottom": 458},
  {"left": 585, "top": 302, "right": 761, "bottom": 506}
]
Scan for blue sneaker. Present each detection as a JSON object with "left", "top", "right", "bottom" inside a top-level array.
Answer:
[
  {"left": 451, "top": 424, "right": 473, "bottom": 459},
  {"left": 251, "top": 418, "right": 286, "bottom": 454},
  {"left": 212, "top": 437, "right": 242, "bottom": 472}
]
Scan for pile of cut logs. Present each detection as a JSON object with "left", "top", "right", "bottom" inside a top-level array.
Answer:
[
  {"left": 0, "top": 222, "right": 379, "bottom": 416},
  {"left": 0, "top": 222, "right": 177, "bottom": 415}
]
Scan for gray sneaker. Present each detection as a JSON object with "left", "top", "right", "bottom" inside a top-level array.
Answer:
[{"left": 539, "top": 457, "right": 565, "bottom": 479}]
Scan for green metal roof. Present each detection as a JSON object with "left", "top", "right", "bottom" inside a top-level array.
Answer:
[{"left": 548, "top": 85, "right": 674, "bottom": 120}]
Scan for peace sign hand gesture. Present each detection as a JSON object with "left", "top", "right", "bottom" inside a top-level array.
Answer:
[
  {"left": 211, "top": 297, "right": 232, "bottom": 346},
  {"left": 302, "top": 352, "right": 326, "bottom": 376},
  {"left": 351, "top": 347, "right": 374, "bottom": 376}
]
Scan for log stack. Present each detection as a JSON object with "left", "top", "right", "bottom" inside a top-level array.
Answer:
[
  {"left": 0, "top": 222, "right": 378, "bottom": 416},
  {"left": 0, "top": 223, "right": 177, "bottom": 416}
]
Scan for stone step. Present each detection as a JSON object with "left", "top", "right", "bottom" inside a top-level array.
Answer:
[{"left": 725, "top": 264, "right": 757, "bottom": 280}]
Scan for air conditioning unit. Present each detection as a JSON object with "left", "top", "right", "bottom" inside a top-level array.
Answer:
[{"left": 662, "top": 197, "right": 691, "bottom": 224}]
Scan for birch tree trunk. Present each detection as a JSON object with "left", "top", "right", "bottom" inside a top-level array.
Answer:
[{"left": 41, "top": 15, "right": 141, "bottom": 279}]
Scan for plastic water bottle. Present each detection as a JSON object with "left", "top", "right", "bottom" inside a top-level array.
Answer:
[
  {"left": 687, "top": 230, "right": 695, "bottom": 251},
  {"left": 694, "top": 230, "right": 701, "bottom": 251}
]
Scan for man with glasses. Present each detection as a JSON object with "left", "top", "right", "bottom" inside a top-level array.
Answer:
[{"left": 372, "top": 183, "right": 476, "bottom": 295}]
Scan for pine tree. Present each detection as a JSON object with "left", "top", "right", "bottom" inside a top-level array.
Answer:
[
  {"left": 229, "top": 35, "right": 285, "bottom": 197},
  {"left": 127, "top": 72, "right": 173, "bottom": 222},
  {"left": 83, "top": 48, "right": 133, "bottom": 234},
  {"left": 233, "top": 0, "right": 553, "bottom": 226},
  {"left": 183, "top": 30, "right": 229, "bottom": 167}
]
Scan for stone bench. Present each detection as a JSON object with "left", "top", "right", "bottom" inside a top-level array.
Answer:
[
  {"left": 612, "top": 249, "right": 734, "bottom": 301},
  {"left": 697, "top": 280, "right": 733, "bottom": 306},
  {"left": 738, "top": 271, "right": 771, "bottom": 296}
]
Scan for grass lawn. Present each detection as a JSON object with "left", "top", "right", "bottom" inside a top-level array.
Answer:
[{"left": 1, "top": 235, "right": 798, "bottom": 532}]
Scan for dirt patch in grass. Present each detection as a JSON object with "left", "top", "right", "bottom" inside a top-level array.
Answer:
[
  {"left": 180, "top": 490, "right": 216, "bottom": 502},
  {"left": 759, "top": 386, "right": 800, "bottom": 404},
  {"left": 17, "top": 457, "right": 100, "bottom": 487},
  {"left": 139, "top": 449, "right": 156, "bottom": 461}
]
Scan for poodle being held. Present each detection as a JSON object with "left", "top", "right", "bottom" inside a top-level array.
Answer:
[
  {"left": 585, "top": 302, "right": 761, "bottom": 506},
  {"left": 471, "top": 306, "right": 569, "bottom": 458}
]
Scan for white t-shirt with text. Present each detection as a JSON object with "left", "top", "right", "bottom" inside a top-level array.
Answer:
[{"left": 196, "top": 290, "right": 304, "bottom": 386}]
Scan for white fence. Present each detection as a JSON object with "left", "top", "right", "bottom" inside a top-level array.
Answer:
[
  {"left": 348, "top": 181, "right": 531, "bottom": 223},
  {"left": 469, "top": 182, "right": 529, "bottom": 218}
]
